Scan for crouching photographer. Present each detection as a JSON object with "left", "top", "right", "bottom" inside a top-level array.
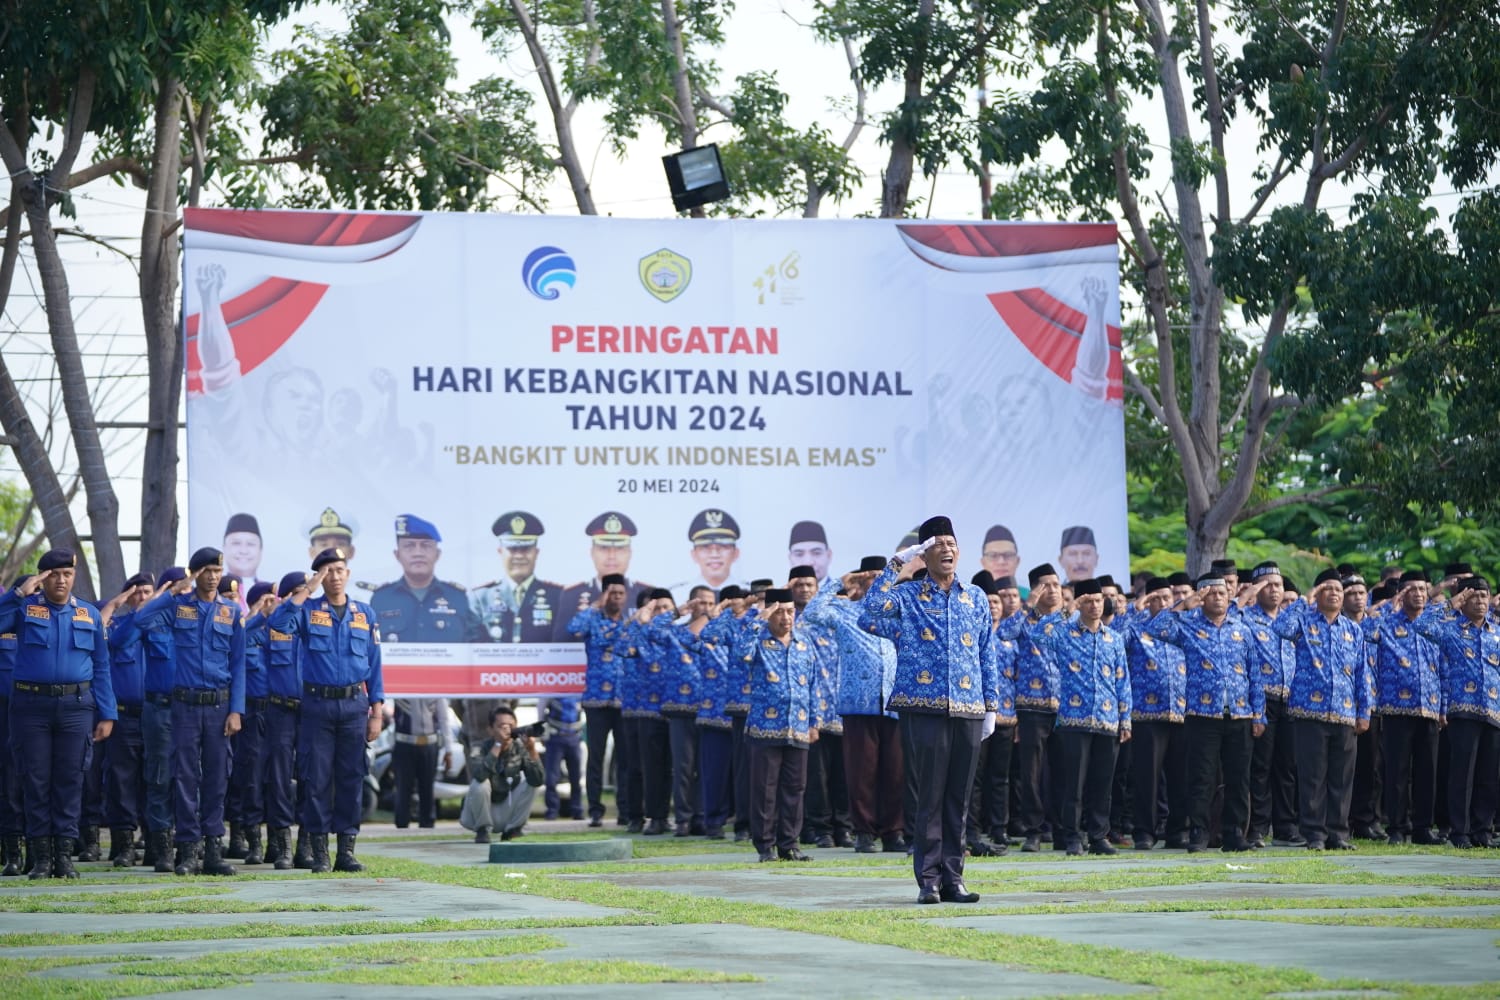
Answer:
[{"left": 460, "top": 707, "right": 544, "bottom": 843}]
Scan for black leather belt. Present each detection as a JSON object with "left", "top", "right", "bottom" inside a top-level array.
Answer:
[
  {"left": 247, "top": 696, "right": 270, "bottom": 712},
  {"left": 14, "top": 680, "right": 89, "bottom": 697},
  {"left": 173, "top": 687, "right": 229, "bottom": 706},
  {"left": 145, "top": 692, "right": 172, "bottom": 707},
  {"left": 304, "top": 682, "right": 362, "bottom": 700},
  {"left": 115, "top": 702, "right": 143, "bottom": 718},
  {"left": 268, "top": 694, "right": 301, "bottom": 710}
]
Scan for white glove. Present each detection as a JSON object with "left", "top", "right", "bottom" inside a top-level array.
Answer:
[
  {"left": 981, "top": 711, "right": 996, "bottom": 741},
  {"left": 894, "top": 537, "right": 936, "bottom": 565},
  {"left": 673, "top": 613, "right": 693, "bottom": 626}
]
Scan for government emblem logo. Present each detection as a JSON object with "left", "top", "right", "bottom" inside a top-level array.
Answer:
[{"left": 639, "top": 249, "right": 692, "bottom": 302}]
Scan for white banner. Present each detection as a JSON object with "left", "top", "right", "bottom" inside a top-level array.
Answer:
[{"left": 182, "top": 210, "right": 1127, "bottom": 696}]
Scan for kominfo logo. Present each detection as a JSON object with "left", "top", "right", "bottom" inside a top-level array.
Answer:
[{"left": 522, "top": 245, "right": 576, "bottom": 300}]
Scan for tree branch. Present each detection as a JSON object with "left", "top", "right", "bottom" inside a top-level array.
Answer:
[
  {"left": 1234, "top": 483, "right": 1373, "bottom": 524},
  {"left": 1125, "top": 361, "right": 1167, "bottom": 424},
  {"left": 66, "top": 155, "right": 148, "bottom": 190},
  {"left": 1238, "top": 151, "right": 1292, "bottom": 227}
]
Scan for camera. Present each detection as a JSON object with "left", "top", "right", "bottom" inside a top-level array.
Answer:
[{"left": 520, "top": 721, "right": 547, "bottom": 738}]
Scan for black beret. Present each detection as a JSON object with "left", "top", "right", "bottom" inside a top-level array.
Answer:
[
  {"left": 788, "top": 520, "right": 827, "bottom": 547},
  {"left": 246, "top": 581, "right": 274, "bottom": 605},
  {"left": 159, "top": 566, "right": 188, "bottom": 586},
  {"left": 970, "top": 570, "right": 997, "bottom": 595},
  {"left": 311, "top": 547, "right": 347, "bottom": 571},
  {"left": 1060, "top": 525, "right": 1095, "bottom": 548},
  {"left": 1144, "top": 576, "right": 1171, "bottom": 594},
  {"left": 789, "top": 565, "right": 817, "bottom": 580},
  {"left": 1027, "top": 563, "right": 1057, "bottom": 587},
  {"left": 224, "top": 512, "right": 261, "bottom": 538},
  {"left": 718, "top": 585, "right": 745, "bottom": 600},
  {"left": 1167, "top": 571, "right": 1191, "bottom": 587},
  {"left": 856, "top": 555, "right": 886, "bottom": 574},
  {"left": 1073, "top": 578, "right": 1104, "bottom": 597},
  {"left": 983, "top": 524, "right": 1016, "bottom": 545},
  {"left": 37, "top": 548, "right": 76, "bottom": 573},
  {"left": 277, "top": 571, "right": 307, "bottom": 598},
  {"left": 216, "top": 574, "right": 241, "bottom": 597},
  {"left": 123, "top": 571, "right": 154, "bottom": 590},
  {"left": 188, "top": 547, "right": 224, "bottom": 572},
  {"left": 1314, "top": 568, "right": 1341, "bottom": 586},
  {"left": 993, "top": 575, "right": 1019, "bottom": 591},
  {"left": 918, "top": 515, "right": 954, "bottom": 542},
  {"left": 1399, "top": 569, "right": 1430, "bottom": 585},
  {"left": 600, "top": 573, "right": 627, "bottom": 589},
  {"left": 1250, "top": 561, "right": 1281, "bottom": 580}
]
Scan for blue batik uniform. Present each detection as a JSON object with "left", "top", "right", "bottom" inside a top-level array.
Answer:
[
  {"left": 712, "top": 612, "right": 762, "bottom": 717},
  {"left": 1031, "top": 612, "right": 1132, "bottom": 734},
  {"left": 1366, "top": 607, "right": 1443, "bottom": 719},
  {"left": 1241, "top": 604, "right": 1295, "bottom": 702},
  {"left": 0, "top": 588, "right": 115, "bottom": 840},
  {"left": 1147, "top": 609, "right": 1266, "bottom": 723},
  {"left": 566, "top": 608, "right": 627, "bottom": 709},
  {"left": 1414, "top": 607, "right": 1500, "bottom": 726},
  {"left": 268, "top": 597, "right": 383, "bottom": 835},
  {"left": 803, "top": 576, "right": 896, "bottom": 719},
  {"left": 858, "top": 567, "right": 998, "bottom": 718},
  {"left": 1115, "top": 615, "right": 1185, "bottom": 723},
  {"left": 695, "top": 635, "right": 733, "bottom": 730},
  {"left": 805, "top": 622, "right": 841, "bottom": 735},
  {"left": 1272, "top": 603, "right": 1374, "bottom": 726},
  {"left": 743, "top": 627, "right": 823, "bottom": 745},
  {"left": 1014, "top": 611, "right": 1061, "bottom": 713},
  {"left": 653, "top": 619, "right": 704, "bottom": 717},
  {"left": 613, "top": 622, "right": 653, "bottom": 719},
  {"left": 992, "top": 629, "right": 1020, "bottom": 726}
]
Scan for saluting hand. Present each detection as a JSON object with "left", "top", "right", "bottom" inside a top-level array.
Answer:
[{"left": 16, "top": 572, "right": 46, "bottom": 597}]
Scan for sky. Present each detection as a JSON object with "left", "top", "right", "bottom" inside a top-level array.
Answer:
[{"left": 0, "top": 0, "right": 1448, "bottom": 576}]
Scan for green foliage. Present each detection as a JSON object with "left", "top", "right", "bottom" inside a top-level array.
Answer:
[{"left": 258, "top": 0, "right": 553, "bottom": 211}]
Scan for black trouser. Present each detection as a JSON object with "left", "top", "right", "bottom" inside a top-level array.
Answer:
[
  {"left": 1015, "top": 710, "right": 1056, "bottom": 837},
  {"left": 730, "top": 714, "right": 751, "bottom": 835},
  {"left": 1055, "top": 728, "right": 1119, "bottom": 848},
  {"left": 842, "top": 715, "right": 904, "bottom": 839},
  {"left": 626, "top": 716, "right": 670, "bottom": 822},
  {"left": 1350, "top": 713, "right": 1384, "bottom": 832},
  {"left": 1250, "top": 696, "right": 1299, "bottom": 839},
  {"left": 392, "top": 740, "right": 438, "bottom": 828},
  {"left": 901, "top": 713, "right": 982, "bottom": 892},
  {"left": 1184, "top": 715, "right": 1253, "bottom": 847},
  {"left": 1109, "top": 740, "right": 1133, "bottom": 835},
  {"left": 1294, "top": 718, "right": 1357, "bottom": 846},
  {"left": 968, "top": 724, "right": 1015, "bottom": 841},
  {"left": 803, "top": 732, "right": 849, "bottom": 840},
  {"left": 748, "top": 741, "right": 807, "bottom": 854},
  {"left": 1130, "top": 719, "right": 1188, "bottom": 844},
  {"left": 665, "top": 714, "right": 700, "bottom": 830},
  {"left": 584, "top": 706, "right": 626, "bottom": 822},
  {"left": 1381, "top": 714, "right": 1439, "bottom": 835},
  {"left": 103, "top": 713, "right": 147, "bottom": 833},
  {"left": 1445, "top": 716, "right": 1500, "bottom": 841}
]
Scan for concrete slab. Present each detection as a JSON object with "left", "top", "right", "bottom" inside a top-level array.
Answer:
[{"left": 934, "top": 911, "right": 1500, "bottom": 985}]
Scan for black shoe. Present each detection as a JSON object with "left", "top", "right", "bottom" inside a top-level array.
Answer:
[
  {"left": 1021, "top": 835, "right": 1042, "bottom": 853},
  {"left": 628, "top": 821, "right": 645, "bottom": 834},
  {"left": 1089, "top": 839, "right": 1118, "bottom": 856},
  {"left": 673, "top": 825, "right": 691, "bottom": 837},
  {"left": 1451, "top": 835, "right": 1475, "bottom": 849},
  {"left": 814, "top": 834, "right": 835, "bottom": 849},
  {"left": 1387, "top": 833, "right": 1407, "bottom": 846},
  {"left": 474, "top": 827, "right": 492, "bottom": 844},
  {"left": 1328, "top": 839, "right": 1357, "bottom": 851},
  {"left": 334, "top": 833, "right": 365, "bottom": 872},
  {"left": 1472, "top": 833, "right": 1493, "bottom": 848},
  {"left": 1065, "top": 842, "right": 1084, "bottom": 856},
  {"left": 833, "top": 831, "right": 854, "bottom": 848},
  {"left": 0, "top": 834, "right": 22, "bottom": 876},
  {"left": 881, "top": 834, "right": 905, "bottom": 853},
  {"left": 704, "top": 826, "right": 726, "bottom": 840},
  {"left": 966, "top": 837, "right": 999, "bottom": 857},
  {"left": 110, "top": 828, "right": 137, "bottom": 868},
  {"left": 854, "top": 833, "right": 878, "bottom": 854},
  {"left": 643, "top": 819, "right": 668, "bottom": 836},
  {"left": 225, "top": 823, "right": 248, "bottom": 859},
  {"left": 1272, "top": 833, "right": 1307, "bottom": 847},
  {"left": 1248, "top": 835, "right": 1266, "bottom": 850},
  {"left": 1221, "top": 838, "right": 1253, "bottom": 853},
  {"left": 51, "top": 837, "right": 79, "bottom": 879},
  {"left": 588, "top": 817, "right": 603, "bottom": 828},
  {"left": 501, "top": 827, "right": 524, "bottom": 842},
  {"left": 1412, "top": 829, "right": 1443, "bottom": 846},
  {"left": 1133, "top": 836, "right": 1155, "bottom": 851},
  {"left": 309, "top": 833, "right": 331, "bottom": 874},
  {"left": 1352, "top": 824, "right": 1386, "bottom": 841},
  {"left": 733, "top": 828, "right": 750, "bottom": 842},
  {"left": 201, "top": 836, "right": 237, "bottom": 876},
  {"left": 271, "top": 828, "right": 294, "bottom": 870},
  {"left": 151, "top": 830, "right": 174, "bottom": 873},
  {"left": 778, "top": 847, "right": 812, "bottom": 862},
  {"left": 917, "top": 887, "right": 941, "bottom": 904},
  {"left": 243, "top": 826, "right": 263, "bottom": 866},
  {"left": 1186, "top": 841, "right": 1207, "bottom": 854},
  {"left": 25, "top": 837, "right": 51, "bottom": 880},
  {"left": 1163, "top": 835, "right": 1190, "bottom": 850},
  {"left": 293, "top": 828, "right": 313, "bottom": 869},
  {"left": 1305, "top": 841, "right": 1326, "bottom": 851},
  {"left": 757, "top": 851, "right": 777, "bottom": 863},
  {"left": 940, "top": 882, "right": 980, "bottom": 903},
  {"left": 173, "top": 840, "right": 202, "bottom": 876},
  {"left": 77, "top": 826, "right": 100, "bottom": 863}
]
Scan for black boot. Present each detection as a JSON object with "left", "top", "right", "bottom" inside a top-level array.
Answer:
[
  {"left": 201, "top": 836, "right": 236, "bottom": 876},
  {"left": 111, "top": 828, "right": 138, "bottom": 868},
  {"left": 271, "top": 828, "right": 294, "bottom": 870},
  {"left": 334, "top": 833, "right": 365, "bottom": 872},
  {"left": 51, "top": 837, "right": 78, "bottom": 879},
  {"left": 225, "top": 823, "right": 248, "bottom": 859},
  {"left": 1, "top": 835, "right": 21, "bottom": 876},
  {"left": 243, "top": 825, "right": 263, "bottom": 865},
  {"left": 76, "top": 825, "right": 101, "bottom": 863},
  {"left": 173, "top": 840, "right": 202, "bottom": 876},
  {"left": 293, "top": 827, "right": 313, "bottom": 869},
  {"left": 310, "top": 833, "right": 331, "bottom": 874},
  {"left": 151, "top": 831, "right": 174, "bottom": 873},
  {"left": 26, "top": 836, "right": 51, "bottom": 880}
]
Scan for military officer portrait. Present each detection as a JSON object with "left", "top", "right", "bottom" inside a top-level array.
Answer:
[
  {"left": 370, "top": 514, "right": 486, "bottom": 643},
  {"left": 307, "top": 507, "right": 358, "bottom": 564},
  {"left": 554, "top": 511, "right": 652, "bottom": 641},
  {"left": 685, "top": 508, "right": 741, "bottom": 592},
  {"left": 470, "top": 511, "right": 564, "bottom": 643}
]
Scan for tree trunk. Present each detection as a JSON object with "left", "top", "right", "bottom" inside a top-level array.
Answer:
[
  {"left": 510, "top": 0, "right": 597, "bottom": 215},
  {"left": 879, "top": 0, "right": 934, "bottom": 218},
  {"left": 659, "top": 0, "right": 704, "bottom": 217},
  {"left": 138, "top": 77, "right": 185, "bottom": 575}
]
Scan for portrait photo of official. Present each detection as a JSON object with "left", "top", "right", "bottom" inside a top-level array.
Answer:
[
  {"left": 469, "top": 510, "right": 563, "bottom": 643},
  {"left": 222, "top": 512, "right": 267, "bottom": 610},
  {"left": 369, "top": 513, "right": 486, "bottom": 643},
  {"left": 979, "top": 523, "right": 1020, "bottom": 584},
  {"left": 308, "top": 506, "right": 358, "bottom": 563},
  {"left": 787, "top": 520, "right": 833, "bottom": 582},
  {"left": 686, "top": 508, "right": 740, "bottom": 591},
  {"left": 1057, "top": 525, "right": 1100, "bottom": 583},
  {"left": 555, "top": 510, "right": 651, "bottom": 640}
]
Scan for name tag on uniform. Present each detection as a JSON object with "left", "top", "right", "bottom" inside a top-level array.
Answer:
[
  {"left": 26, "top": 605, "right": 49, "bottom": 620},
  {"left": 176, "top": 605, "right": 198, "bottom": 620},
  {"left": 214, "top": 606, "right": 233, "bottom": 624},
  {"left": 73, "top": 606, "right": 92, "bottom": 622},
  {"left": 309, "top": 611, "right": 332, "bottom": 627},
  {"left": 352, "top": 612, "right": 367, "bottom": 627},
  {"left": 269, "top": 629, "right": 293, "bottom": 642}
]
